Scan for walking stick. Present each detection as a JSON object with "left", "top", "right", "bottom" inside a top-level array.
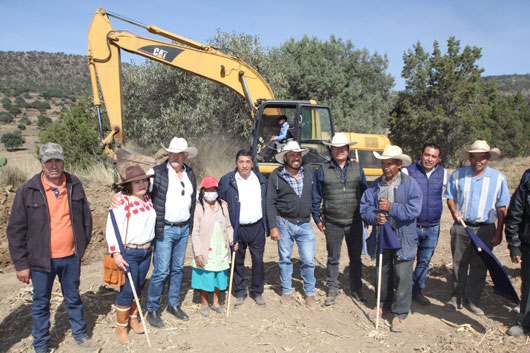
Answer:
[
  {"left": 110, "top": 210, "right": 151, "bottom": 347},
  {"left": 375, "top": 251, "right": 383, "bottom": 329},
  {"left": 226, "top": 250, "right": 237, "bottom": 318}
]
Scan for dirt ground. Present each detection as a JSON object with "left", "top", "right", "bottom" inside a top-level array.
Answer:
[{"left": 1, "top": 170, "right": 530, "bottom": 353}]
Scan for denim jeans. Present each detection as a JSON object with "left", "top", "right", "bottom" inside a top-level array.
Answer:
[
  {"left": 277, "top": 218, "right": 316, "bottom": 296},
  {"left": 377, "top": 250, "right": 414, "bottom": 318},
  {"left": 412, "top": 225, "right": 440, "bottom": 296},
  {"left": 117, "top": 247, "right": 153, "bottom": 306},
  {"left": 147, "top": 224, "right": 189, "bottom": 312},
  {"left": 324, "top": 218, "right": 363, "bottom": 293},
  {"left": 31, "top": 254, "right": 88, "bottom": 352}
]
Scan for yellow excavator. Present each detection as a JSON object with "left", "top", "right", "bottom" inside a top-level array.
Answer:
[{"left": 88, "top": 8, "right": 387, "bottom": 177}]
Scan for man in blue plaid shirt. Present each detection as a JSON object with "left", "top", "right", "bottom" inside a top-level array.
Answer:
[{"left": 266, "top": 141, "right": 317, "bottom": 309}]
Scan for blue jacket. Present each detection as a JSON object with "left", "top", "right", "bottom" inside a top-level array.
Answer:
[
  {"left": 406, "top": 161, "right": 445, "bottom": 226},
  {"left": 219, "top": 169, "right": 269, "bottom": 239},
  {"left": 360, "top": 171, "right": 422, "bottom": 261}
]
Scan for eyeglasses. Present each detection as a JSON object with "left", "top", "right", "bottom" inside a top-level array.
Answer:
[{"left": 180, "top": 181, "right": 185, "bottom": 196}]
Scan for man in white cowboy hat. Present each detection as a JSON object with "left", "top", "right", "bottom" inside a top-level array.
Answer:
[
  {"left": 443, "top": 140, "right": 510, "bottom": 316},
  {"left": 312, "top": 133, "right": 368, "bottom": 306},
  {"left": 360, "top": 145, "right": 422, "bottom": 332},
  {"left": 266, "top": 140, "right": 317, "bottom": 308},
  {"left": 112, "top": 137, "right": 198, "bottom": 327},
  {"left": 401, "top": 143, "right": 448, "bottom": 306}
]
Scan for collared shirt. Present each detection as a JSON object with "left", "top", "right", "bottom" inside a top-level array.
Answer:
[
  {"left": 235, "top": 170, "right": 263, "bottom": 224},
  {"left": 281, "top": 166, "right": 305, "bottom": 197},
  {"left": 274, "top": 121, "right": 290, "bottom": 141},
  {"left": 378, "top": 172, "right": 401, "bottom": 204},
  {"left": 444, "top": 166, "right": 510, "bottom": 224},
  {"left": 147, "top": 162, "right": 193, "bottom": 223},
  {"left": 402, "top": 165, "right": 448, "bottom": 186},
  {"left": 331, "top": 158, "right": 349, "bottom": 187},
  {"left": 41, "top": 173, "right": 75, "bottom": 258}
]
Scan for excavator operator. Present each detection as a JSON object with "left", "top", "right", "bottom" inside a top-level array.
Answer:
[{"left": 258, "top": 115, "right": 292, "bottom": 161}]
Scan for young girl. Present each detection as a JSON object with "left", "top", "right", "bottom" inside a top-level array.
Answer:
[{"left": 191, "top": 176, "right": 236, "bottom": 317}]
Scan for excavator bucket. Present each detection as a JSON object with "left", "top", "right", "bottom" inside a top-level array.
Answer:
[{"left": 116, "top": 148, "right": 156, "bottom": 179}]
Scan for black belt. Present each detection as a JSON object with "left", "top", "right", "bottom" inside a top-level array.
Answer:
[
  {"left": 464, "top": 221, "right": 491, "bottom": 227},
  {"left": 417, "top": 224, "right": 437, "bottom": 229},
  {"left": 164, "top": 220, "right": 189, "bottom": 227}
]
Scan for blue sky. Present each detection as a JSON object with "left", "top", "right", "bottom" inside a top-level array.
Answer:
[{"left": 1, "top": 0, "right": 528, "bottom": 90}]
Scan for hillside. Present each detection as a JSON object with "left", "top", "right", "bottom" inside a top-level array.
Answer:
[{"left": 482, "top": 74, "right": 530, "bottom": 100}]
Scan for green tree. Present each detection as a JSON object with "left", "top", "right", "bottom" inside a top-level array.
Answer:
[
  {"left": 0, "top": 112, "right": 13, "bottom": 124},
  {"left": 17, "top": 124, "right": 25, "bottom": 130},
  {"left": 1, "top": 130, "right": 25, "bottom": 151},
  {"left": 37, "top": 114, "right": 52, "bottom": 129},
  {"left": 269, "top": 35, "right": 395, "bottom": 133},
  {"left": 39, "top": 97, "right": 106, "bottom": 169},
  {"left": 389, "top": 37, "right": 487, "bottom": 164}
]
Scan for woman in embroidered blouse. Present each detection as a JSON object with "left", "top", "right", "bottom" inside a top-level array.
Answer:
[
  {"left": 191, "top": 176, "right": 237, "bottom": 317},
  {"left": 105, "top": 165, "right": 156, "bottom": 344}
]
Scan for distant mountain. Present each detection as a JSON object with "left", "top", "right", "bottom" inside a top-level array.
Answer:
[
  {"left": 0, "top": 51, "right": 90, "bottom": 99},
  {"left": 482, "top": 74, "right": 530, "bottom": 100}
]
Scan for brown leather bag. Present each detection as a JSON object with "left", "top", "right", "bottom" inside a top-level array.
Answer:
[
  {"left": 103, "top": 255, "right": 126, "bottom": 286},
  {"left": 103, "top": 206, "right": 130, "bottom": 287}
]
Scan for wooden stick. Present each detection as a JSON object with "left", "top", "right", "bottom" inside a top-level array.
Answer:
[
  {"left": 226, "top": 250, "right": 237, "bottom": 318},
  {"left": 376, "top": 252, "right": 383, "bottom": 329},
  {"left": 127, "top": 271, "right": 151, "bottom": 346}
]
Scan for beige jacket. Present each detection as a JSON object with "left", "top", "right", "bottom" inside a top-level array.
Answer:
[{"left": 191, "top": 201, "right": 234, "bottom": 264}]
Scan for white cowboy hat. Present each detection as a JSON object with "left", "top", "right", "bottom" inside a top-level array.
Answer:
[
  {"left": 461, "top": 140, "right": 501, "bottom": 161},
  {"left": 322, "top": 133, "right": 358, "bottom": 147},
  {"left": 373, "top": 145, "right": 412, "bottom": 166},
  {"left": 161, "top": 137, "right": 198, "bottom": 158},
  {"left": 275, "top": 140, "right": 309, "bottom": 164}
]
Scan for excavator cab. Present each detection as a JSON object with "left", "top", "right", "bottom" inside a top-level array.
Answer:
[{"left": 251, "top": 100, "right": 334, "bottom": 175}]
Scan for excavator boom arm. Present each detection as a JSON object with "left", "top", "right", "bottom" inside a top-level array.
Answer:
[{"left": 87, "top": 7, "right": 274, "bottom": 151}]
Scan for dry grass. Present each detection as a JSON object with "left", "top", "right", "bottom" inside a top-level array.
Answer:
[
  {"left": 489, "top": 156, "right": 530, "bottom": 190},
  {"left": 74, "top": 161, "right": 116, "bottom": 187}
]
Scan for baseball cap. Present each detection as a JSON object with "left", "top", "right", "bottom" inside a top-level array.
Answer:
[{"left": 39, "top": 143, "right": 65, "bottom": 163}]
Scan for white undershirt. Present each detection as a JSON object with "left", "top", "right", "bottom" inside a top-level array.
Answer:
[
  {"left": 147, "top": 163, "right": 193, "bottom": 223},
  {"left": 235, "top": 171, "right": 262, "bottom": 225}
]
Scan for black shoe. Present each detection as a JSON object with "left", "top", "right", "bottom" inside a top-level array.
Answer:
[
  {"left": 74, "top": 336, "right": 99, "bottom": 350},
  {"left": 167, "top": 305, "right": 189, "bottom": 321},
  {"left": 413, "top": 294, "right": 431, "bottom": 306},
  {"left": 464, "top": 300, "right": 484, "bottom": 316},
  {"left": 251, "top": 295, "right": 266, "bottom": 307},
  {"left": 147, "top": 310, "right": 165, "bottom": 328},
  {"left": 325, "top": 291, "right": 339, "bottom": 306},
  {"left": 351, "top": 290, "right": 368, "bottom": 304}
]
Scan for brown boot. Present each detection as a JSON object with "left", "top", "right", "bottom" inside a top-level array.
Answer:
[
  {"left": 129, "top": 302, "right": 144, "bottom": 334},
  {"left": 116, "top": 305, "right": 131, "bottom": 344}
]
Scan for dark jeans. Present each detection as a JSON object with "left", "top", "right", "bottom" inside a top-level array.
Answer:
[
  {"left": 324, "top": 218, "right": 363, "bottom": 293},
  {"left": 412, "top": 225, "right": 440, "bottom": 296},
  {"left": 450, "top": 223, "right": 495, "bottom": 303},
  {"left": 117, "top": 246, "right": 153, "bottom": 306},
  {"left": 517, "top": 244, "right": 530, "bottom": 329},
  {"left": 233, "top": 220, "right": 266, "bottom": 298},
  {"left": 376, "top": 249, "right": 414, "bottom": 318},
  {"left": 31, "top": 254, "right": 88, "bottom": 352}
]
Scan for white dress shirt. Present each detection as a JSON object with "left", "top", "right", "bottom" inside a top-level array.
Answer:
[
  {"left": 147, "top": 162, "right": 193, "bottom": 223},
  {"left": 235, "top": 171, "right": 262, "bottom": 225}
]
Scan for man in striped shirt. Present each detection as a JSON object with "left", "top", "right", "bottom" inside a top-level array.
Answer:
[{"left": 444, "top": 140, "right": 510, "bottom": 315}]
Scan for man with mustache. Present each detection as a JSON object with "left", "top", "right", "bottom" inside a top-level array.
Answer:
[
  {"left": 7, "top": 143, "right": 98, "bottom": 352},
  {"left": 112, "top": 137, "right": 198, "bottom": 327},
  {"left": 360, "top": 145, "right": 422, "bottom": 332},
  {"left": 401, "top": 143, "right": 448, "bottom": 306},
  {"left": 444, "top": 140, "right": 510, "bottom": 315},
  {"left": 219, "top": 149, "right": 269, "bottom": 308},
  {"left": 267, "top": 141, "right": 317, "bottom": 308}
]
